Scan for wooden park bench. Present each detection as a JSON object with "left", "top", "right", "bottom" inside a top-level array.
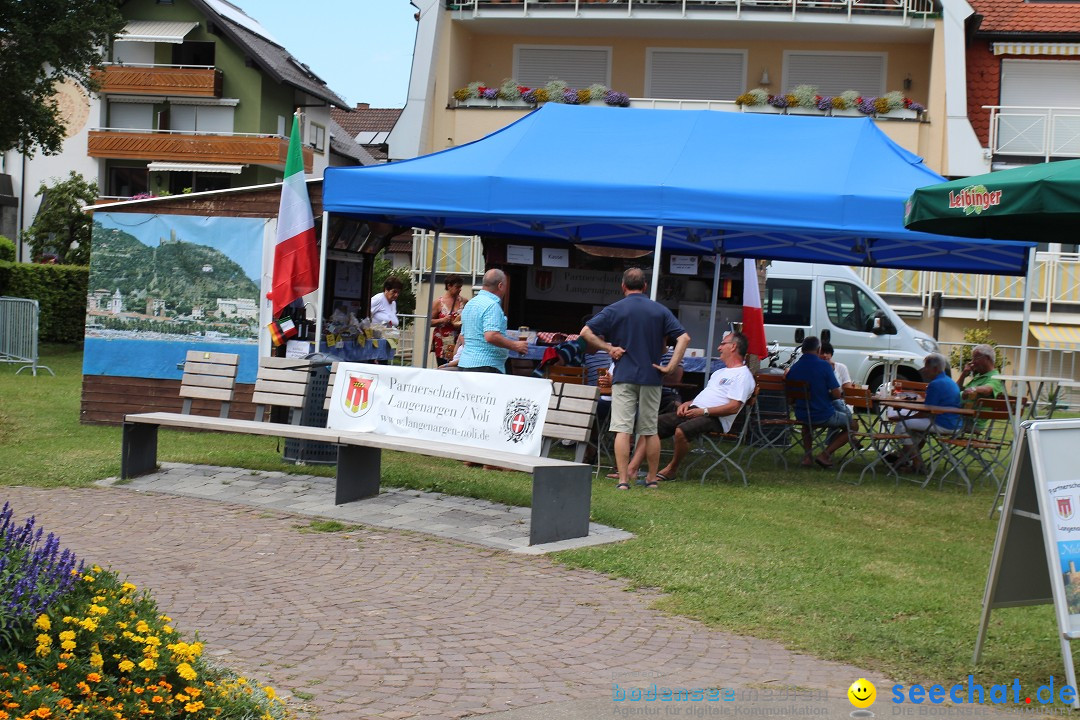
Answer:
[
  {"left": 541, "top": 382, "right": 600, "bottom": 463},
  {"left": 122, "top": 361, "right": 593, "bottom": 545}
]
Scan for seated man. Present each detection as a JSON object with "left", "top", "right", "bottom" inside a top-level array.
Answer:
[
  {"left": 785, "top": 336, "right": 849, "bottom": 468},
  {"left": 647, "top": 331, "right": 755, "bottom": 482},
  {"left": 887, "top": 352, "right": 962, "bottom": 472},
  {"left": 957, "top": 343, "right": 1004, "bottom": 402}
]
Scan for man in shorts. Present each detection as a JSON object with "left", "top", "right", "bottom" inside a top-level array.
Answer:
[
  {"left": 653, "top": 331, "right": 755, "bottom": 482},
  {"left": 786, "top": 335, "right": 850, "bottom": 468},
  {"left": 580, "top": 267, "right": 690, "bottom": 490}
]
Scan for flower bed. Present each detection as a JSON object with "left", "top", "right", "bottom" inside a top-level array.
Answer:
[
  {"left": 0, "top": 503, "right": 289, "bottom": 720},
  {"left": 735, "top": 86, "right": 925, "bottom": 119},
  {"left": 452, "top": 78, "right": 631, "bottom": 108}
]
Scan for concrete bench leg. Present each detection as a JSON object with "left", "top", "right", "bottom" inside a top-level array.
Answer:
[
  {"left": 530, "top": 464, "right": 592, "bottom": 545},
  {"left": 336, "top": 444, "right": 381, "bottom": 504},
  {"left": 122, "top": 423, "right": 159, "bottom": 479}
]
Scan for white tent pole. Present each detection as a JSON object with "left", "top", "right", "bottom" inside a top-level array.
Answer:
[
  {"left": 704, "top": 254, "right": 721, "bottom": 378},
  {"left": 1014, "top": 245, "right": 1035, "bottom": 431},
  {"left": 650, "top": 226, "right": 663, "bottom": 301},
  {"left": 313, "top": 210, "right": 330, "bottom": 353},
  {"left": 420, "top": 230, "right": 441, "bottom": 369}
]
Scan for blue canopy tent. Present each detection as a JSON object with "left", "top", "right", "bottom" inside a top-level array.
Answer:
[{"left": 320, "top": 104, "right": 1036, "bottom": 365}]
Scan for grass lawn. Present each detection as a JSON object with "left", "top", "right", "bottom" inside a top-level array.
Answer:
[{"left": 0, "top": 345, "right": 1067, "bottom": 695}]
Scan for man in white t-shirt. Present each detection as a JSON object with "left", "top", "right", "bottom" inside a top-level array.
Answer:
[{"left": 652, "top": 330, "right": 755, "bottom": 482}]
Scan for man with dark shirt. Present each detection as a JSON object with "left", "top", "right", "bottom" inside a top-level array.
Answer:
[
  {"left": 580, "top": 267, "right": 690, "bottom": 490},
  {"left": 786, "top": 335, "right": 850, "bottom": 468}
]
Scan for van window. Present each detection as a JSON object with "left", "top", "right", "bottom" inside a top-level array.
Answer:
[
  {"left": 762, "top": 278, "right": 812, "bottom": 326},
  {"left": 825, "top": 281, "right": 881, "bottom": 333}
]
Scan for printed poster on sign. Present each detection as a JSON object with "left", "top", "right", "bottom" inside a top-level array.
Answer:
[
  {"left": 1047, "top": 479, "right": 1080, "bottom": 620},
  {"left": 326, "top": 363, "right": 552, "bottom": 456}
]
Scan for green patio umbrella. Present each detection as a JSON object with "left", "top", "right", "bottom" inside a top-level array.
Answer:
[{"left": 904, "top": 158, "right": 1080, "bottom": 240}]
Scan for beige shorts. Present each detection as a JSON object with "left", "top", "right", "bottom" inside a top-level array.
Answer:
[{"left": 610, "top": 384, "right": 662, "bottom": 436}]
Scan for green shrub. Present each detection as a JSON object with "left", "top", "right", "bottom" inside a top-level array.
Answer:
[
  {"left": 0, "top": 236, "right": 15, "bottom": 263},
  {"left": 948, "top": 326, "right": 1006, "bottom": 372},
  {"left": 372, "top": 250, "right": 415, "bottom": 316},
  {"left": 0, "top": 261, "right": 89, "bottom": 343}
]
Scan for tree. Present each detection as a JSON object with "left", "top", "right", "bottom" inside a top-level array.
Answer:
[
  {"left": 24, "top": 172, "right": 97, "bottom": 266},
  {"left": 0, "top": 0, "right": 125, "bottom": 155}
]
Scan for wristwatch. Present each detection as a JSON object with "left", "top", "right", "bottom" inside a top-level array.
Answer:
[{"left": 703, "top": 407, "right": 709, "bottom": 417}]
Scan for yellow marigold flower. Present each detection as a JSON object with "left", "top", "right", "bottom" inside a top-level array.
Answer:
[
  {"left": 135, "top": 621, "right": 150, "bottom": 634},
  {"left": 116, "top": 622, "right": 128, "bottom": 630},
  {"left": 184, "top": 688, "right": 200, "bottom": 698},
  {"left": 176, "top": 664, "right": 197, "bottom": 681},
  {"left": 159, "top": 615, "right": 171, "bottom": 623},
  {"left": 151, "top": 696, "right": 163, "bottom": 704},
  {"left": 88, "top": 605, "right": 108, "bottom": 617},
  {"left": 76, "top": 681, "right": 91, "bottom": 695},
  {"left": 144, "top": 636, "right": 160, "bottom": 647},
  {"left": 175, "top": 694, "right": 189, "bottom": 702},
  {"left": 263, "top": 686, "right": 276, "bottom": 701},
  {"left": 119, "top": 597, "right": 132, "bottom": 606},
  {"left": 184, "top": 701, "right": 205, "bottom": 713},
  {"left": 92, "top": 565, "right": 102, "bottom": 573},
  {"left": 118, "top": 660, "right": 134, "bottom": 673},
  {"left": 34, "top": 616, "right": 50, "bottom": 632},
  {"left": 137, "top": 658, "right": 156, "bottom": 671},
  {"left": 34, "top": 645, "right": 49, "bottom": 658},
  {"left": 121, "top": 582, "right": 137, "bottom": 593},
  {"left": 104, "top": 634, "right": 116, "bottom": 642},
  {"left": 35, "top": 634, "right": 50, "bottom": 646},
  {"left": 16, "top": 663, "right": 26, "bottom": 671},
  {"left": 56, "top": 699, "right": 72, "bottom": 710},
  {"left": 59, "top": 652, "right": 73, "bottom": 660},
  {"left": 58, "top": 631, "right": 75, "bottom": 642},
  {"left": 132, "top": 687, "right": 144, "bottom": 695},
  {"left": 86, "top": 673, "right": 101, "bottom": 683},
  {"left": 83, "top": 575, "right": 95, "bottom": 583},
  {"left": 79, "top": 618, "right": 98, "bottom": 632},
  {"left": 162, "top": 625, "right": 173, "bottom": 634},
  {"left": 33, "top": 707, "right": 50, "bottom": 718},
  {"left": 60, "top": 641, "right": 76, "bottom": 652},
  {"left": 92, "top": 595, "right": 104, "bottom": 603},
  {"left": 56, "top": 663, "right": 66, "bottom": 670},
  {"left": 90, "top": 654, "right": 103, "bottom": 669}
]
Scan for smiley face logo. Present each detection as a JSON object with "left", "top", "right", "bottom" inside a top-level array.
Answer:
[{"left": 848, "top": 678, "right": 876, "bottom": 709}]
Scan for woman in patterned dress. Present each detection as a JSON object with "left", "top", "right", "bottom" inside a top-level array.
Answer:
[{"left": 431, "top": 274, "right": 465, "bottom": 366}]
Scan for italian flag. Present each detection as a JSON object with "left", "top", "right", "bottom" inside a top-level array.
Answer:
[
  {"left": 742, "top": 259, "right": 767, "bottom": 359},
  {"left": 267, "top": 114, "right": 318, "bottom": 315}
]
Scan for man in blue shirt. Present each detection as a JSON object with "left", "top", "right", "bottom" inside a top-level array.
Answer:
[
  {"left": 459, "top": 268, "right": 528, "bottom": 373},
  {"left": 580, "top": 267, "right": 690, "bottom": 490},
  {"left": 785, "top": 336, "right": 850, "bottom": 468},
  {"left": 886, "top": 352, "right": 962, "bottom": 473}
]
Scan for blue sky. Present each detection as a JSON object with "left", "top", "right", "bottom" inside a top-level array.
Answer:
[{"left": 245, "top": 1, "right": 418, "bottom": 109}]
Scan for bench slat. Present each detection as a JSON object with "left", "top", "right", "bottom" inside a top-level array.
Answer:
[
  {"left": 183, "top": 361, "right": 239, "bottom": 378},
  {"left": 542, "top": 424, "right": 591, "bottom": 443},
  {"left": 555, "top": 383, "right": 600, "bottom": 400},
  {"left": 251, "top": 391, "right": 305, "bottom": 408},
  {"left": 260, "top": 357, "right": 313, "bottom": 369},
  {"left": 180, "top": 373, "right": 235, "bottom": 390},
  {"left": 179, "top": 386, "right": 234, "bottom": 401},
  {"left": 126, "top": 412, "right": 339, "bottom": 442},
  {"left": 253, "top": 379, "right": 309, "bottom": 396},
  {"left": 184, "top": 350, "right": 239, "bottom": 366},
  {"left": 258, "top": 368, "right": 312, "bottom": 383},
  {"left": 556, "top": 396, "right": 598, "bottom": 414},
  {"left": 545, "top": 408, "right": 593, "bottom": 429}
]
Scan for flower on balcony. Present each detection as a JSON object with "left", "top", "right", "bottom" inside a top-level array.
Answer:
[
  {"left": 603, "top": 90, "right": 630, "bottom": 107},
  {"left": 498, "top": 78, "right": 524, "bottom": 101},
  {"left": 768, "top": 93, "right": 789, "bottom": 109},
  {"left": 522, "top": 87, "right": 548, "bottom": 104},
  {"left": 737, "top": 86, "right": 925, "bottom": 117},
  {"left": 454, "top": 78, "right": 631, "bottom": 107},
  {"left": 735, "top": 88, "right": 770, "bottom": 107},
  {"left": 790, "top": 84, "right": 820, "bottom": 110},
  {"left": 904, "top": 97, "right": 926, "bottom": 113}
]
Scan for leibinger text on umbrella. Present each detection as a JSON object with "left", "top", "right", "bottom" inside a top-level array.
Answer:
[{"left": 948, "top": 185, "right": 1002, "bottom": 213}]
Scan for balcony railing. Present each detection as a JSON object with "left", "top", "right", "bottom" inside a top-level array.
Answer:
[
  {"left": 87, "top": 128, "right": 313, "bottom": 172},
  {"left": 858, "top": 252, "right": 1080, "bottom": 322},
  {"left": 986, "top": 106, "right": 1080, "bottom": 161},
  {"left": 94, "top": 64, "right": 223, "bottom": 98},
  {"left": 451, "top": 0, "right": 937, "bottom": 22}
]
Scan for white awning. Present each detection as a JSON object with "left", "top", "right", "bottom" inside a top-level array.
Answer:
[
  {"left": 147, "top": 162, "right": 244, "bottom": 175},
  {"left": 118, "top": 20, "right": 200, "bottom": 44},
  {"left": 993, "top": 42, "right": 1080, "bottom": 56}
]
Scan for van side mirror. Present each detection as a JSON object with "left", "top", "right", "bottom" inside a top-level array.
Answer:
[
  {"left": 794, "top": 328, "right": 805, "bottom": 344},
  {"left": 820, "top": 329, "right": 831, "bottom": 344}
]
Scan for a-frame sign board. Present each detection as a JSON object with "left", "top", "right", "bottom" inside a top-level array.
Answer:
[{"left": 975, "top": 419, "right": 1080, "bottom": 709}]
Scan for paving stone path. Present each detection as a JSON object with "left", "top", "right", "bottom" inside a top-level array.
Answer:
[{"left": 5, "top": 484, "right": 896, "bottom": 720}]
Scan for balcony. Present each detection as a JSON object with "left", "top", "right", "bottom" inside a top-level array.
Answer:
[
  {"left": 450, "top": 0, "right": 938, "bottom": 23},
  {"left": 87, "top": 129, "right": 313, "bottom": 173},
  {"left": 94, "top": 64, "right": 223, "bottom": 98},
  {"left": 986, "top": 106, "right": 1080, "bottom": 162}
]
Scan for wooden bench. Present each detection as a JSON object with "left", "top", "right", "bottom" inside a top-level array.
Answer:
[
  {"left": 123, "top": 362, "right": 593, "bottom": 546},
  {"left": 177, "top": 350, "right": 239, "bottom": 418},
  {"left": 541, "top": 382, "right": 600, "bottom": 463}
]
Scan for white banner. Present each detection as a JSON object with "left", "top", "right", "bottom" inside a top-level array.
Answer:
[{"left": 326, "top": 364, "right": 552, "bottom": 456}]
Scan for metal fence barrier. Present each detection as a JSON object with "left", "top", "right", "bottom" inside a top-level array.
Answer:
[{"left": 0, "top": 297, "right": 54, "bottom": 376}]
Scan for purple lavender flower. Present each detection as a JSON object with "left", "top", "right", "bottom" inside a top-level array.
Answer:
[
  {"left": 857, "top": 97, "right": 877, "bottom": 115},
  {"left": 603, "top": 90, "right": 629, "bottom": 107},
  {"left": 816, "top": 96, "right": 833, "bottom": 111},
  {"left": 481, "top": 87, "right": 498, "bottom": 100},
  {"left": 768, "top": 94, "right": 789, "bottom": 108},
  {"left": 563, "top": 88, "right": 580, "bottom": 105},
  {"left": 0, "top": 504, "right": 82, "bottom": 630}
]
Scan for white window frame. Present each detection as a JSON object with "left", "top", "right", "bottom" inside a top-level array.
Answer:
[
  {"left": 309, "top": 121, "right": 326, "bottom": 153},
  {"left": 512, "top": 45, "right": 612, "bottom": 88},
  {"left": 645, "top": 48, "right": 748, "bottom": 100},
  {"left": 781, "top": 50, "right": 887, "bottom": 96}
]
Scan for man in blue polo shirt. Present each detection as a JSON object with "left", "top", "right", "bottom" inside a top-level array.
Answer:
[
  {"left": 580, "top": 267, "right": 690, "bottom": 490},
  {"left": 786, "top": 335, "right": 850, "bottom": 468},
  {"left": 459, "top": 268, "right": 528, "bottom": 373}
]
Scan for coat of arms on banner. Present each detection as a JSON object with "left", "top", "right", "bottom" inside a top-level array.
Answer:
[
  {"left": 1059, "top": 496, "right": 1075, "bottom": 521},
  {"left": 534, "top": 269, "right": 554, "bottom": 293},
  {"left": 342, "top": 371, "right": 378, "bottom": 417},
  {"left": 503, "top": 398, "right": 540, "bottom": 443}
]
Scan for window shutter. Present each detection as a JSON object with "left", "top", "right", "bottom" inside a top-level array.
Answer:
[
  {"left": 515, "top": 47, "right": 610, "bottom": 88},
  {"left": 646, "top": 50, "right": 746, "bottom": 100},
  {"left": 1001, "top": 59, "right": 1080, "bottom": 105},
  {"left": 784, "top": 53, "right": 885, "bottom": 96},
  {"left": 109, "top": 103, "right": 154, "bottom": 130}
]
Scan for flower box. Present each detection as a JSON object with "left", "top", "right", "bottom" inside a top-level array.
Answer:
[
  {"left": 741, "top": 104, "right": 784, "bottom": 114},
  {"left": 457, "top": 98, "right": 494, "bottom": 108},
  {"left": 497, "top": 98, "right": 533, "bottom": 108},
  {"left": 877, "top": 108, "right": 920, "bottom": 120},
  {"left": 787, "top": 106, "right": 826, "bottom": 116},
  {"left": 830, "top": 107, "right": 867, "bottom": 118}
]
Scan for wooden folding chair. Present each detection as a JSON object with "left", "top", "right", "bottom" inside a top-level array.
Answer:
[
  {"left": 834, "top": 385, "right": 910, "bottom": 485},
  {"left": 547, "top": 365, "right": 585, "bottom": 385},
  {"left": 683, "top": 389, "right": 757, "bottom": 486},
  {"left": 747, "top": 373, "right": 797, "bottom": 470}
]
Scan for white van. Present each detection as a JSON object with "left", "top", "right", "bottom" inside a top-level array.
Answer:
[{"left": 760, "top": 262, "right": 938, "bottom": 387}]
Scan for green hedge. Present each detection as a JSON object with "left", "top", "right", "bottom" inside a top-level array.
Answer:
[{"left": 0, "top": 261, "right": 89, "bottom": 343}]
